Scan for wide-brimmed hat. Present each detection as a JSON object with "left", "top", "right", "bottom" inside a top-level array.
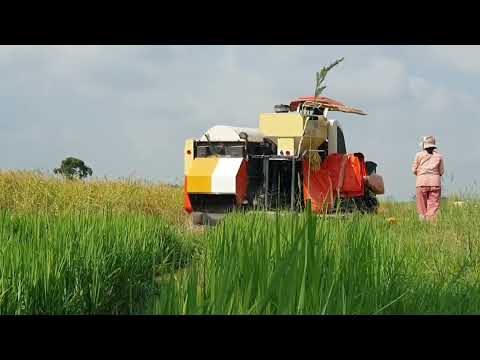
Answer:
[{"left": 422, "top": 135, "right": 437, "bottom": 149}]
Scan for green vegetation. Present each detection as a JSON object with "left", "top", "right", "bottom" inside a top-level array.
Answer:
[
  {"left": 0, "top": 210, "right": 196, "bottom": 314},
  {"left": 54, "top": 157, "right": 93, "bottom": 180},
  {"left": 1, "top": 171, "right": 480, "bottom": 315},
  {"left": 151, "top": 202, "right": 480, "bottom": 314}
]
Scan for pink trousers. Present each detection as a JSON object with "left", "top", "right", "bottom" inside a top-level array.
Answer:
[{"left": 416, "top": 186, "right": 441, "bottom": 221}]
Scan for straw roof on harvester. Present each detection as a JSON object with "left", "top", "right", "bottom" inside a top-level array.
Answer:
[
  {"left": 289, "top": 96, "right": 367, "bottom": 116},
  {"left": 288, "top": 57, "right": 367, "bottom": 116}
]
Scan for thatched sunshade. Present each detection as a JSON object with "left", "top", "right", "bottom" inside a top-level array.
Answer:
[{"left": 289, "top": 96, "right": 367, "bottom": 116}]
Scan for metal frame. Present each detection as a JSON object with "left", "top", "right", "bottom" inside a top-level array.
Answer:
[
  {"left": 254, "top": 154, "right": 300, "bottom": 211},
  {"left": 263, "top": 157, "right": 269, "bottom": 209},
  {"left": 290, "top": 157, "right": 296, "bottom": 211}
]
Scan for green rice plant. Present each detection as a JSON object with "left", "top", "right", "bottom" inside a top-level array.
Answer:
[
  {"left": 2, "top": 170, "right": 480, "bottom": 315},
  {"left": 151, "top": 200, "right": 480, "bottom": 315},
  {"left": 151, "top": 206, "right": 405, "bottom": 314},
  {"left": 0, "top": 210, "right": 197, "bottom": 314}
]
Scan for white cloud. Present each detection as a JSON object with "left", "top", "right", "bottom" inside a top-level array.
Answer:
[
  {"left": 327, "top": 56, "right": 409, "bottom": 105},
  {"left": 429, "top": 45, "right": 480, "bottom": 74},
  {"left": 408, "top": 76, "right": 432, "bottom": 99},
  {"left": 0, "top": 45, "right": 479, "bottom": 199}
]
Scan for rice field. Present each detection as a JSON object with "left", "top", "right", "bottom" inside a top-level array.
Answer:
[
  {"left": 0, "top": 210, "right": 196, "bottom": 314},
  {"left": 150, "top": 202, "right": 480, "bottom": 314},
  {"left": 1, "top": 171, "right": 480, "bottom": 315},
  {"left": 0, "top": 170, "right": 188, "bottom": 226}
]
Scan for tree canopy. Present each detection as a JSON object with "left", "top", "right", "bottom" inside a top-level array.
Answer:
[{"left": 54, "top": 157, "right": 93, "bottom": 180}]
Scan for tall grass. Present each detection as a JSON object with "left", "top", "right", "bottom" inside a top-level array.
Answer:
[
  {"left": 0, "top": 210, "right": 196, "bottom": 314},
  {"left": 3, "top": 170, "right": 480, "bottom": 314},
  {"left": 151, "top": 201, "right": 480, "bottom": 314},
  {"left": 0, "top": 171, "right": 187, "bottom": 226}
]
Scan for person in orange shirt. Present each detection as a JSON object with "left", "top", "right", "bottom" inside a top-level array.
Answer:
[{"left": 412, "top": 136, "right": 445, "bottom": 222}]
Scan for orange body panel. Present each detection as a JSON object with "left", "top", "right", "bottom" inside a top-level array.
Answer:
[
  {"left": 321, "top": 153, "right": 366, "bottom": 197},
  {"left": 303, "top": 160, "right": 334, "bottom": 212},
  {"left": 340, "top": 155, "right": 366, "bottom": 197},
  {"left": 303, "top": 153, "right": 367, "bottom": 213},
  {"left": 235, "top": 160, "right": 249, "bottom": 205},
  {"left": 184, "top": 176, "right": 193, "bottom": 213}
]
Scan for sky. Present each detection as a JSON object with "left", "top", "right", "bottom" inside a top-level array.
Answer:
[{"left": 0, "top": 45, "right": 478, "bottom": 201}]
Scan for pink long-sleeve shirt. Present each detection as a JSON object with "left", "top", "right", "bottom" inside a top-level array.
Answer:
[{"left": 412, "top": 150, "right": 445, "bottom": 187}]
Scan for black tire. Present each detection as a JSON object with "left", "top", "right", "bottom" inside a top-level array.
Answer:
[
  {"left": 202, "top": 213, "right": 226, "bottom": 226},
  {"left": 362, "top": 194, "right": 379, "bottom": 213},
  {"left": 336, "top": 195, "right": 378, "bottom": 214},
  {"left": 191, "top": 212, "right": 204, "bottom": 225}
]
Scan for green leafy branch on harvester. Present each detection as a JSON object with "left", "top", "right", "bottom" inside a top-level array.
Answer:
[
  {"left": 314, "top": 57, "right": 344, "bottom": 99},
  {"left": 298, "top": 57, "right": 344, "bottom": 161}
]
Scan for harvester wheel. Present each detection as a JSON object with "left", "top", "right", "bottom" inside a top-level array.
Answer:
[
  {"left": 191, "top": 212, "right": 204, "bottom": 225},
  {"left": 202, "top": 213, "right": 225, "bottom": 225},
  {"left": 363, "top": 195, "right": 379, "bottom": 213}
]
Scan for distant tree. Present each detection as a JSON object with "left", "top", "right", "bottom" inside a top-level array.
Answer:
[{"left": 54, "top": 157, "right": 93, "bottom": 180}]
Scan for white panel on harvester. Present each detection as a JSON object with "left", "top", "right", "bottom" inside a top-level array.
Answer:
[{"left": 211, "top": 158, "right": 243, "bottom": 194}]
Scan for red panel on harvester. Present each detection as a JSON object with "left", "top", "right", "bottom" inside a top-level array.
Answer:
[
  {"left": 303, "top": 160, "right": 334, "bottom": 213},
  {"left": 322, "top": 154, "right": 366, "bottom": 198},
  {"left": 303, "top": 153, "right": 368, "bottom": 213},
  {"left": 184, "top": 176, "right": 193, "bottom": 213},
  {"left": 235, "top": 159, "right": 248, "bottom": 205},
  {"left": 321, "top": 153, "right": 345, "bottom": 191},
  {"left": 341, "top": 155, "right": 365, "bottom": 197}
]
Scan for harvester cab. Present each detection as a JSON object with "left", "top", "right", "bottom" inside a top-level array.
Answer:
[{"left": 184, "top": 96, "right": 384, "bottom": 225}]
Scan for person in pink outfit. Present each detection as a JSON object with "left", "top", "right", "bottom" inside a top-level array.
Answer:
[{"left": 412, "top": 136, "right": 445, "bottom": 222}]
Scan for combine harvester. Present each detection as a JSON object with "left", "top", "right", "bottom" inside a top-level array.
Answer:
[{"left": 184, "top": 59, "right": 384, "bottom": 225}]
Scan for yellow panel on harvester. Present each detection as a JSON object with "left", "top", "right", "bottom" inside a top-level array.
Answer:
[
  {"left": 184, "top": 139, "right": 194, "bottom": 175},
  {"left": 186, "top": 158, "right": 219, "bottom": 193},
  {"left": 259, "top": 113, "right": 305, "bottom": 137},
  {"left": 278, "top": 138, "right": 295, "bottom": 155}
]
